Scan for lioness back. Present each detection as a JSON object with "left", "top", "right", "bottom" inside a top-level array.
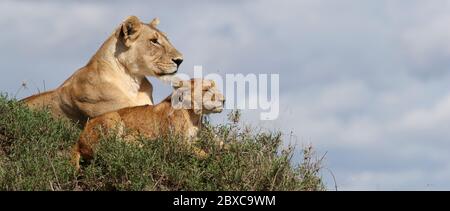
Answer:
[{"left": 22, "top": 90, "right": 70, "bottom": 120}]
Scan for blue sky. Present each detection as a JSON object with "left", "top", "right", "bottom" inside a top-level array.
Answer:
[{"left": 1, "top": 0, "right": 450, "bottom": 190}]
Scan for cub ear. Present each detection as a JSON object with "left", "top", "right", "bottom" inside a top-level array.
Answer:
[
  {"left": 150, "top": 17, "right": 160, "bottom": 28},
  {"left": 172, "top": 80, "right": 183, "bottom": 89},
  {"left": 202, "top": 80, "right": 215, "bottom": 91},
  {"left": 171, "top": 77, "right": 184, "bottom": 89},
  {"left": 116, "top": 16, "right": 142, "bottom": 47}
]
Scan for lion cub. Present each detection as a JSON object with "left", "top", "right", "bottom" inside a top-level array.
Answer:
[{"left": 72, "top": 79, "right": 225, "bottom": 170}]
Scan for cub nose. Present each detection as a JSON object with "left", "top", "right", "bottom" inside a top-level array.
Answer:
[{"left": 172, "top": 58, "right": 183, "bottom": 68}]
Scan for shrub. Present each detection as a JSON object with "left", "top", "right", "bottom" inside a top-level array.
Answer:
[{"left": 0, "top": 95, "right": 324, "bottom": 191}]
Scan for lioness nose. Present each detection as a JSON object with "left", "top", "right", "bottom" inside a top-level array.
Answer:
[{"left": 172, "top": 58, "right": 183, "bottom": 68}]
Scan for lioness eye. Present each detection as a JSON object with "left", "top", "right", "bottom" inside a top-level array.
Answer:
[{"left": 150, "top": 38, "right": 159, "bottom": 45}]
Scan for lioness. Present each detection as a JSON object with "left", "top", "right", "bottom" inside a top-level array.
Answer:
[
  {"left": 22, "top": 16, "right": 183, "bottom": 125},
  {"left": 72, "top": 79, "right": 225, "bottom": 170}
]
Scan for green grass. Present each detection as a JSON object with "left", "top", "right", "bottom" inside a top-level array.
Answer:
[{"left": 0, "top": 95, "right": 324, "bottom": 191}]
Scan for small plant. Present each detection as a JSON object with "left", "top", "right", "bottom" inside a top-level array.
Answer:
[{"left": 0, "top": 95, "right": 79, "bottom": 190}]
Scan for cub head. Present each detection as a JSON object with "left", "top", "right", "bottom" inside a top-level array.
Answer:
[
  {"left": 172, "top": 79, "right": 225, "bottom": 115},
  {"left": 115, "top": 16, "right": 183, "bottom": 77}
]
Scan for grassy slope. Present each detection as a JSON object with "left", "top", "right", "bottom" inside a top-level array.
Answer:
[{"left": 0, "top": 95, "right": 324, "bottom": 191}]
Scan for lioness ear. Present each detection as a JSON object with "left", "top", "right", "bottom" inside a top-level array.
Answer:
[
  {"left": 150, "top": 17, "right": 160, "bottom": 28},
  {"left": 116, "top": 16, "right": 142, "bottom": 47}
]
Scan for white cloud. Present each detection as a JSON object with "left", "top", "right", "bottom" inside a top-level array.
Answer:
[
  {"left": 343, "top": 170, "right": 427, "bottom": 191},
  {"left": 399, "top": 94, "right": 450, "bottom": 131}
]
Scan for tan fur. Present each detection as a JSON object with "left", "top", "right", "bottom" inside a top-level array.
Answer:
[
  {"left": 72, "top": 79, "right": 225, "bottom": 170},
  {"left": 22, "top": 16, "right": 183, "bottom": 125}
]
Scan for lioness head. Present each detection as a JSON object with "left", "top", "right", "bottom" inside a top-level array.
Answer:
[
  {"left": 115, "top": 16, "right": 183, "bottom": 77},
  {"left": 172, "top": 79, "right": 225, "bottom": 114}
]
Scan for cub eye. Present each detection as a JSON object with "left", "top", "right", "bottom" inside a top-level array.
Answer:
[{"left": 150, "top": 38, "right": 159, "bottom": 45}]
